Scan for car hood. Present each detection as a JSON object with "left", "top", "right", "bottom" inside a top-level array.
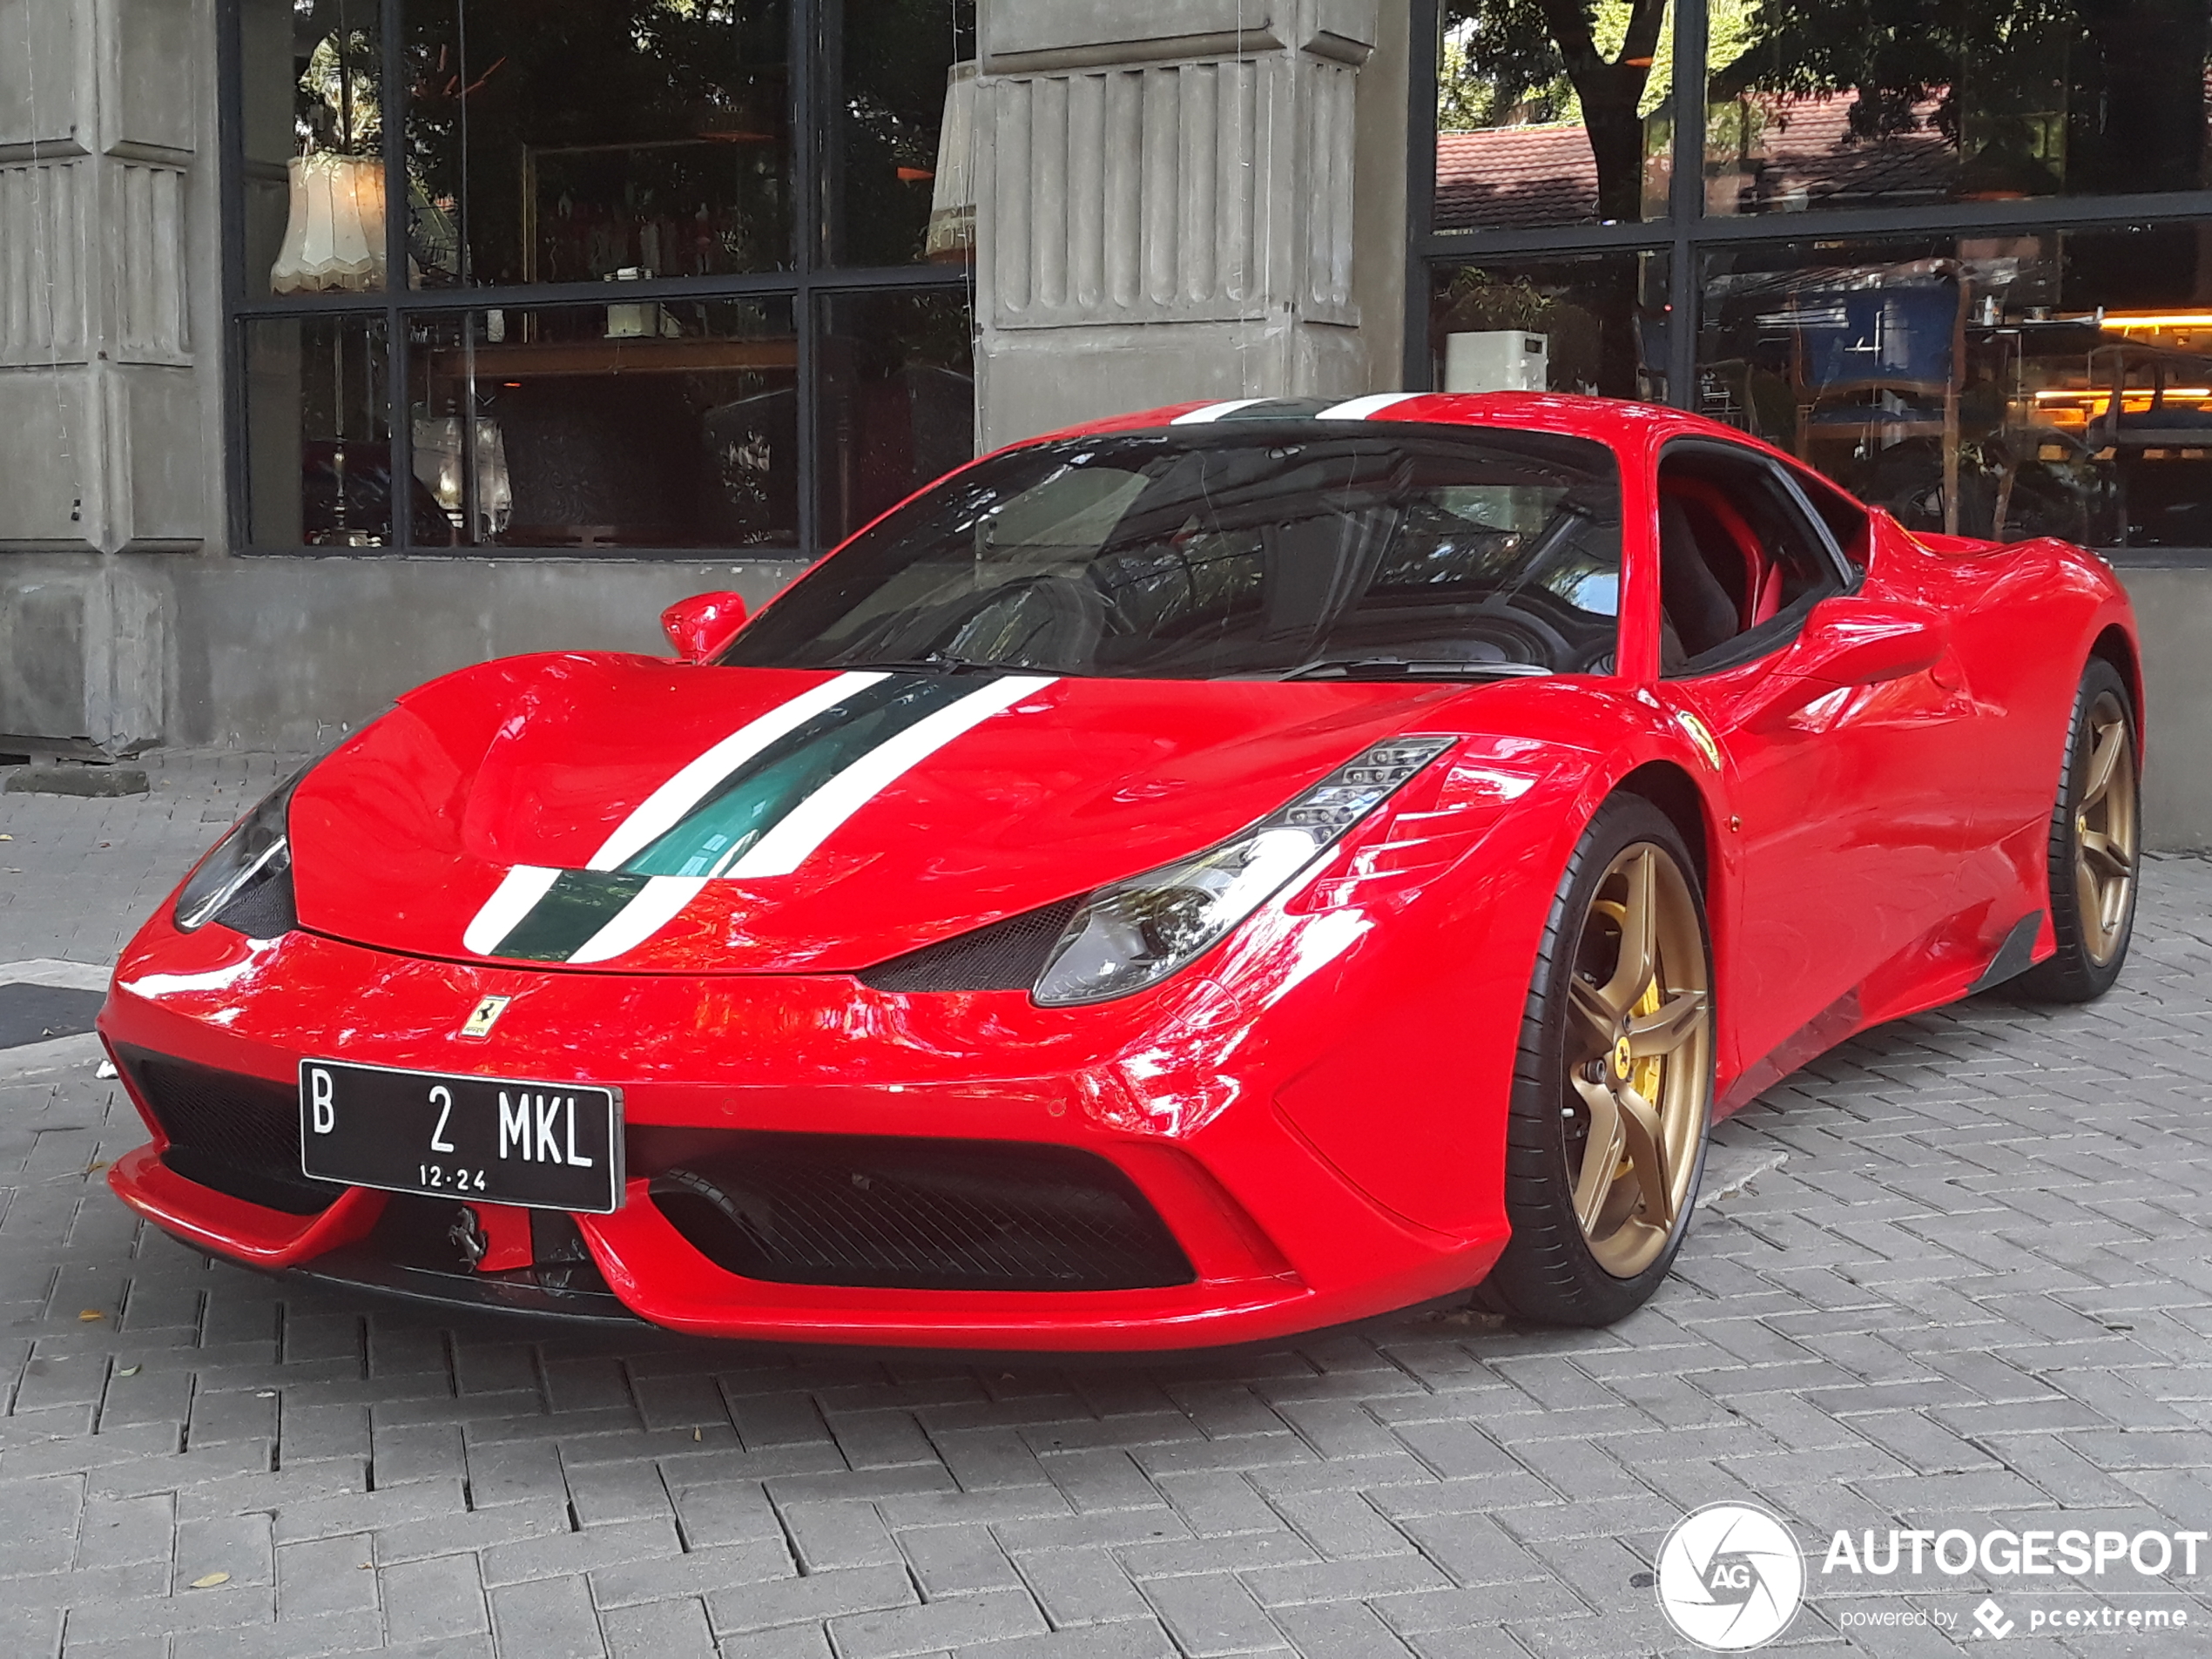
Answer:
[{"left": 288, "top": 652, "right": 1480, "bottom": 974}]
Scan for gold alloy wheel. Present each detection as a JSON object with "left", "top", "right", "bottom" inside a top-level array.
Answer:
[
  {"left": 1562, "top": 844, "right": 1714, "bottom": 1278},
  {"left": 2074, "top": 690, "right": 2139, "bottom": 968}
]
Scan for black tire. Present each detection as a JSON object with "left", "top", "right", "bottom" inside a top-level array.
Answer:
[
  {"left": 2013, "top": 658, "right": 2141, "bottom": 1003},
  {"left": 1481, "top": 795, "right": 1716, "bottom": 1326}
]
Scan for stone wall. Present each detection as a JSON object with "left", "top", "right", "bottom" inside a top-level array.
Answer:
[
  {"left": 972, "top": 0, "right": 1406, "bottom": 448},
  {"left": 0, "top": 0, "right": 219, "bottom": 752}
]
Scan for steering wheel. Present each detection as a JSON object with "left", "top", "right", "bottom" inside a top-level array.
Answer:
[{"left": 937, "top": 574, "right": 1112, "bottom": 664}]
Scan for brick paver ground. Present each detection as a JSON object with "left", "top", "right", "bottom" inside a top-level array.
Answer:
[{"left": 1, "top": 753, "right": 2208, "bottom": 1656}]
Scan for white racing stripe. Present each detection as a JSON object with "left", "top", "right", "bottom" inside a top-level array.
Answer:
[
  {"left": 568, "top": 875, "right": 711, "bottom": 965},
  {"left": 1316, "top": 391, "right": 1420, "bottom": 421},
  {"left": 462, "top": 864, "right": 562, "bottom": 955},
  {"left": 723, "top": 676, "right": 1055, "bottom": 880},
  {"left": 1170, "top": 398, "right": 1271, "bottom": 425},
  {"left": 587, "top": 670, "right": 888, "bottom": 870}
]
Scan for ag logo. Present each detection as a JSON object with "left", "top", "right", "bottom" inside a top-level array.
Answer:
[{"left": 1655, "top": 1502, "right": 1804, "bottom": 1650}]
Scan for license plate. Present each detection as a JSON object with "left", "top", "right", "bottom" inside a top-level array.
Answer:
[{"left": 299, "top": 1061, "right": 624, "bottom": 1214}]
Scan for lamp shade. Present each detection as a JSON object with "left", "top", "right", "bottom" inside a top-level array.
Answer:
[
  {"left": 924, "top": 61, "right": 977, "bottom": 262},
  {"left": 271, "top": 152, "right": 388, "bottom": 293}
]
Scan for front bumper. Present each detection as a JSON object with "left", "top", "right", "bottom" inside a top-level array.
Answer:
[{"left": 101, "top": 921, "right": 1506, "bottom": 1351}]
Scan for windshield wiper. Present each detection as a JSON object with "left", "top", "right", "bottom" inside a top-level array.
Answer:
[
  {"left": 1280, "top": 658, "right": 1550, "bottom": 682},
  {"left": 832, "top": 651, "right": 1027, "bottom": 677}
]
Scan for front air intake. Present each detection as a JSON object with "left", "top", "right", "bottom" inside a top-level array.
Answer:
[
  {"left": 115, "top": 1047, "right": 343, "bottom": 1216},
  {"left": 650, "top": 1132, "right": 1192, "bottom": 1291}
]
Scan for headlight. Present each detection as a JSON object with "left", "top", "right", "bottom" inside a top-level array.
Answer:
[
  {"left": 1033, "top": 736, "right": 1455, "bottom": 1006},
  {"left": 173, "top": 769, "right": 307, "bottom": 934}
]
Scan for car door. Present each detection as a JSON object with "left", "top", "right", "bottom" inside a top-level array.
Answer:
[{"left": 1649, "top": 440, "right": 1985, "bottom": 1084}]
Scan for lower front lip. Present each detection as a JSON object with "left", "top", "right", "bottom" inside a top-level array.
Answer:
[{"left": 98, "top": 913, "right": 1511, "bottom": 1349}]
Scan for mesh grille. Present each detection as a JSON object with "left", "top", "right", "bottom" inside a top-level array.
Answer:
[
  {"left": 650, "top": 1134, "right": 1192, "bottom": 1291},
  {"left": 117, "top": 1046, "right": 342, "bottom": 1216},
  {"left": 212, "top": 871, "right": 297, "bottom": 939},
  {"left": 856, "top": 897, "right": 1086, "bottom": 994}
]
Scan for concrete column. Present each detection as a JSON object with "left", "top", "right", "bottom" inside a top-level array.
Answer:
[
  {"left": 0, "top": 0, "right": 213, "bottom": 751},
  {"left": 972, "top": 0, "right": 1406, "bottom": 449}
]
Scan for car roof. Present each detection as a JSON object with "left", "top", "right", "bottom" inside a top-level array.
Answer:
[{"left": 1026, "top": 391, "right": 1807, "bottom": 472}]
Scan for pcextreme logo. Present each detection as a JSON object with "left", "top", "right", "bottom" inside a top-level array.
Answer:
[{"left": 1655, "top": 1502, "right": 1805, "bottom": 1650}]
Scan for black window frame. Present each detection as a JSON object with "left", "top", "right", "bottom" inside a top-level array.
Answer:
[
  {"left": 1406, "top": 0, "right": 2212, "bottom": 555},
  {"left": 1656, "top": 436, "right": 1858, "bottom": 678},
  {"left": 216, "top": 0, "right": 976, "bottom": 563}
]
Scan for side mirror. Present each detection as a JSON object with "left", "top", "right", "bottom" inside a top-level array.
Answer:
[
  {"left": 1744, "top": 600, "right": 1947, "bottom": 733},
  {"left": 1796, "top": 597, "right": 1947, "bottom": 687},
  {"left": 660, "top": 590, "right": 748, "bottom": 664}
]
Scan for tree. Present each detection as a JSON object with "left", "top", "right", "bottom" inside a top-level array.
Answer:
[
  {"left": 1440, "top": 0, "right": 2209, "bottom": 212},
  {"left": 1705, "top": 0, "right": 2207, "bottom": 199},
  {"left": 1442, "top": 0, "right": 1669, "bottom": 221}
]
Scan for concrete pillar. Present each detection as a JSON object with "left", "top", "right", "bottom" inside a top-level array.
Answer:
[
  {"left": 973, "top": 0, "right": 1406, "bottom": 449},
  {"left": 0, "top": 0, "right": 213, "bottom": 751}
]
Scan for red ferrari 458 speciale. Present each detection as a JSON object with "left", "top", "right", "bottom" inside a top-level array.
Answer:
[{"left": 101, "top": 392, "right": 2142, "bottom": 1348}]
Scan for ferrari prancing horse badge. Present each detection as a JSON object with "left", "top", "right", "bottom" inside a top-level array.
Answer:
[{"left": 459, "top": 995, "right": 511, "bottom": 1040}]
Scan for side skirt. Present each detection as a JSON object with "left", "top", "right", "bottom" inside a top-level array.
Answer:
[{"left": 1965, "top": 911, "right": 2047, "bottom": 995}]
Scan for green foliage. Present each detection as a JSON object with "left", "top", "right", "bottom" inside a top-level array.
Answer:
[{"left": 1710, "top": 0, "right": 2080, "bottom": 145}]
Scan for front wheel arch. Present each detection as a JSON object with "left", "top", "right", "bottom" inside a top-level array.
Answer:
[
  {"left": 1480, "top": 791, "right": 1717, "bottom": 1325},
  {"left": 1615, "top": 759, "right": 1717, "bottom": 892}
]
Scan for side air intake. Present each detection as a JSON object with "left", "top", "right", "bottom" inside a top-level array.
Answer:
[{"left": 116, "top": 1047, "right": 344, "bottom": 1215}]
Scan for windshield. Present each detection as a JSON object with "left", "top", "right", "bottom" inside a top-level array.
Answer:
[{"left": 723, "top": 424, "right": 1623, "bottom": 680}]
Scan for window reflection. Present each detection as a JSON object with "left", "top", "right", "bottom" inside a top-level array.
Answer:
[
  {"left": 817, "top": 290, "right": 975, "bottom": 543},
  {"left": 403, "top": 0, "right": 794, "bottom": 287},
  {"left": 1435, "top": 0, "right": 1676, "bottom": 229},
  {"left": 1700, "top": 224, "right": 2212, "bottom": 546},
  {"left": 246, "top": 316, "right": 418, "bottom": 547},
  {"left": 823, "top": 1, "right": 977, "bottom": 266},
  {"left": 1706, "top": 0, "right": 2212, "bottom": 215},
  {"left": 406, "top": 301, "right": 799, "bottom": 550},
  {"left": 1431, "top": 254, "right": 1673, "bottom": 402}
]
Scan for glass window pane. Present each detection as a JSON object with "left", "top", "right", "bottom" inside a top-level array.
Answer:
[
  {"left": 1436, "top": 0, "right": 1676, "bottom": 229},
  {"left": 823, "top": 1, "right": 978, "bottom": 266},
  {"left": 1698, "top": 223, "right": 2212, "bottom": 547},
  {"left": 731, "top": 428, "right": 1623, "bottom": 679},
  {"left": 241, "top": 0, "right": 389, "bottom": 295},
  {"left": 1431, "top": 253, "right": 1674, "bottom": 401},
  {"left": 404, "top": 1, "right": 793, "bottom": 288},
  {"left": 404, "top": 299, "right": 799, "bottom": 550},
  {"left": 817, "top": 289, "right": 975, "bottom": 543},
  {"left": 1706, "top": 0, "right": 2212, "bottom": 215},
  {"left": 245, "top": 316, "right": 396, "bottom": 547}
]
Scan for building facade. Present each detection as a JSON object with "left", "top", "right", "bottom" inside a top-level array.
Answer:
[{"left": 4, "top": 0, "right": 2210, "bottom": 840}]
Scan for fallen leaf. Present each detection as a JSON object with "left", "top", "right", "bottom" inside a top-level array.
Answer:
[
  {"left": 86, "top": 1160, "right": 108, "bottom": 1174},
  {"left": 116, "top": 1365, "right": 139, "bottom": 1378},
  {"left": 78, "top": 1310, "right": 104, "bottom": 1322},
  {"left": 189, "top": 1572, "right": 230, "bottom": 1588},
  {"left": 0, "top": 833, "right": 11, "bottom": 840},
  {"left": 692, "top": 1426, "right": 701, "bottom": 1440},
  {"left": 358, "top": 1563, "right": 373, "bottom": 1570}
]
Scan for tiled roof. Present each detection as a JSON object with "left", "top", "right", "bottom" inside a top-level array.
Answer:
[
  {"left": 1435, "top": 96, "right": 1957, "bottom": 233},
  {"left": 1434, "top": 125, "right": 1606, "bottom": 232}
]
